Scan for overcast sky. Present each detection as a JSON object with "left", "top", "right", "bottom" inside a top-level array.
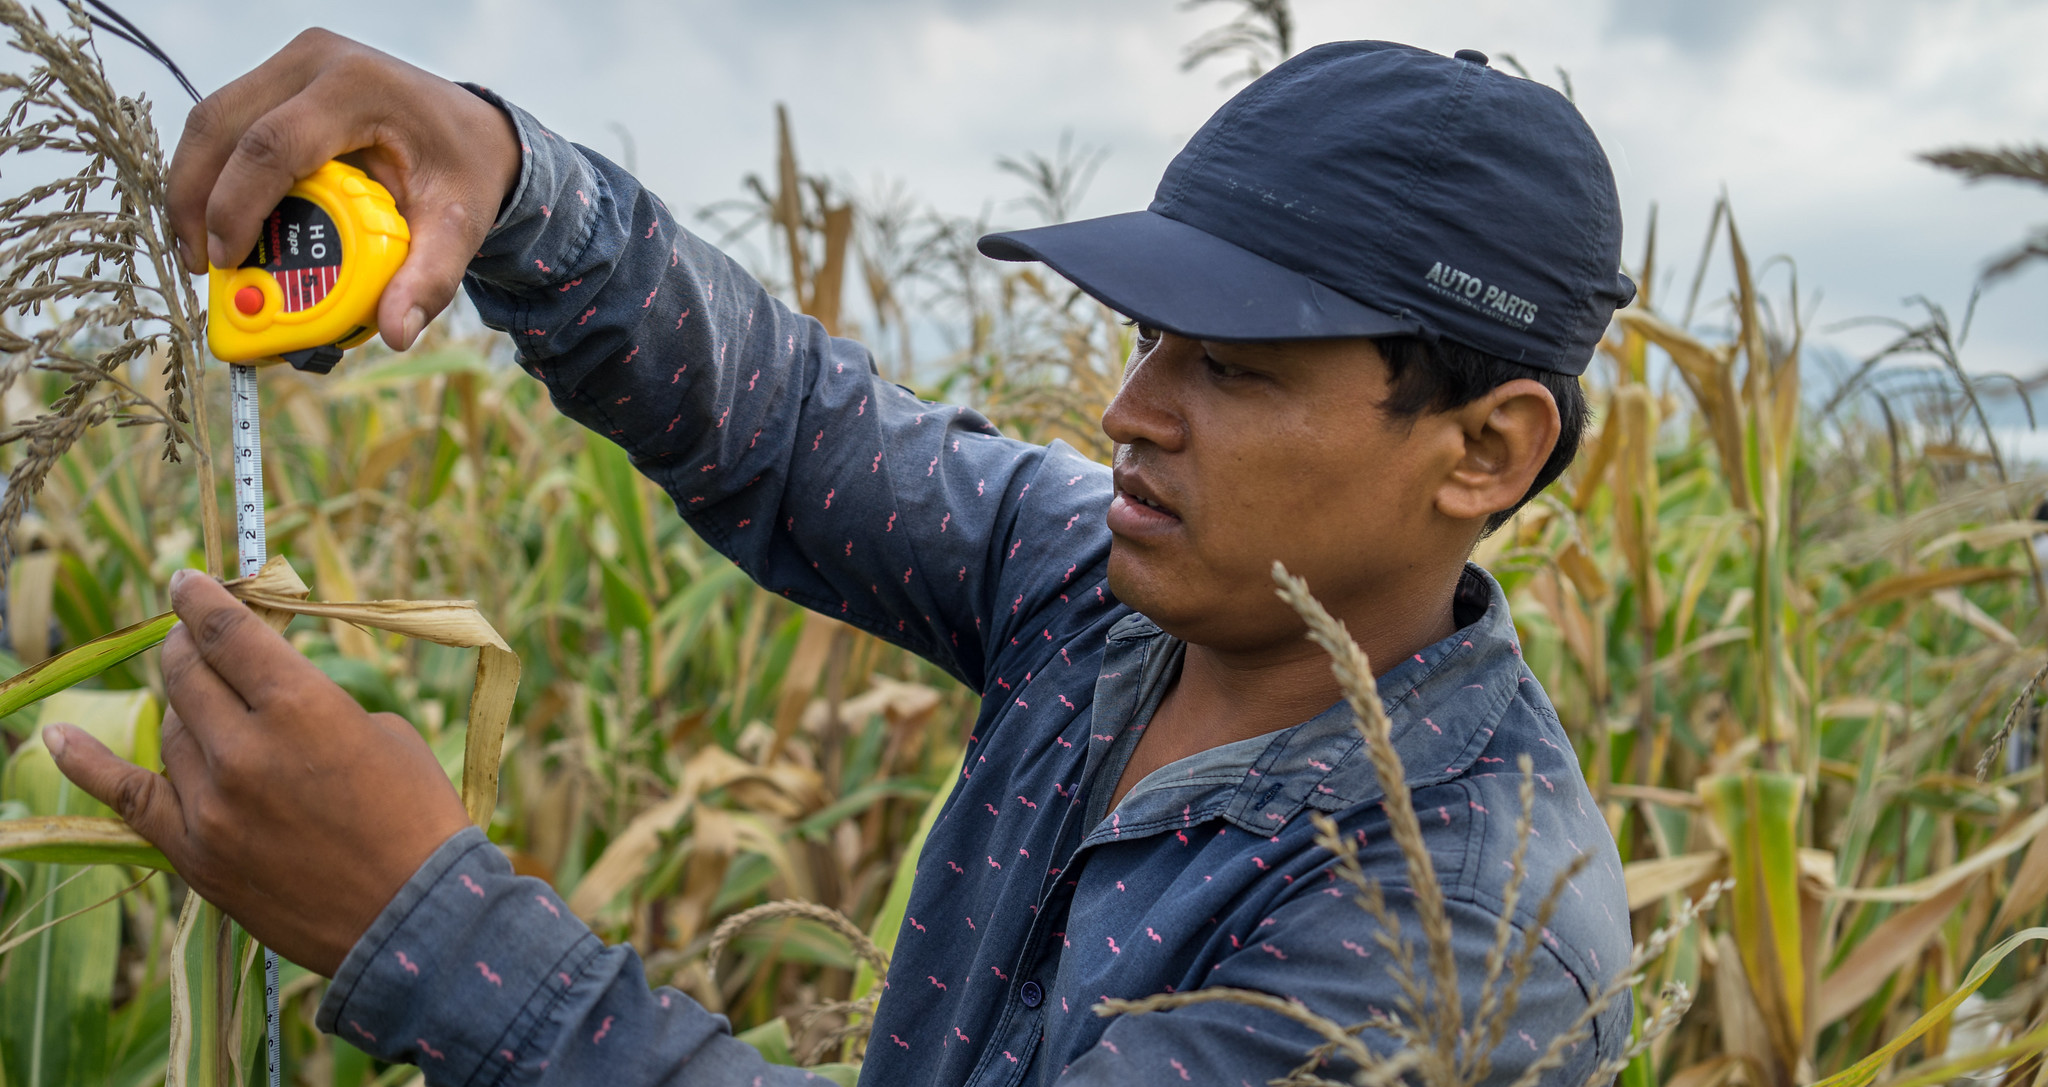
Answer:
[{"left": 80, "top": 0, "right": 2048, "bottom": 380}]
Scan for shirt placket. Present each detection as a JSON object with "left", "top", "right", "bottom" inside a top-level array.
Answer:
[{"left": 950, "top": 624, "right": 1163, "bottom": 1086}]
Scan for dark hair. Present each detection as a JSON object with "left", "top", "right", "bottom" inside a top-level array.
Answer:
[{"left": 1371, "top": 335, "right": 1590, "bottom": 536}]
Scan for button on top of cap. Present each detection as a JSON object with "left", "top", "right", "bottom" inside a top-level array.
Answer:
[{"left": 1454, "top": 48, "right": 1489, "bottom": 65}]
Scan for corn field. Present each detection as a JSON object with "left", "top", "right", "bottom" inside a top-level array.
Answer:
[{"left": 2, "top": 3, "right": 2048, "bottom": 1086}]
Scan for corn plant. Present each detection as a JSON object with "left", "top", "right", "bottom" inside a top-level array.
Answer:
[{"left": 2, "top": 3, "right": 2047, "bottom": 1084}]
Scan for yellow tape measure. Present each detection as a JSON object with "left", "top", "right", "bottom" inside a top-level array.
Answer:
[{"left": 206, "top": 160, "right": 410, "bottom": 372}]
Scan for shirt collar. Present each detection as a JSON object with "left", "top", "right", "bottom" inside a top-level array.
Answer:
[{"left": 1095, "top": 564, "right": 1525, "bottom": 841}]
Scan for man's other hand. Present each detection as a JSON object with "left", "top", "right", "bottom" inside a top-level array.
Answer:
[
  {"left": 44, "top": 569, "right": 472, "bottom": 977},
  {"left": 168, "top": 28, "right": 521, "bottom": 351}
]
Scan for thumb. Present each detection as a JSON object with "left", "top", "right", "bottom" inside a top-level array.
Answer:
[
  {"left": 44, "top": 724, "right": 185, "bottom": 850},
  {"left": 377, "top": 191, "right": 491, "bottom": 352}
]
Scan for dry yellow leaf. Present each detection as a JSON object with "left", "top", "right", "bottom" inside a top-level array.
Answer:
[
  {"left": 20, "top": 556, "right": 521, "bottom": 860},
  {"left": 1990, "top": 816, "right": 2048, "bottom": 935},
  {"left": 1833, "top": 804, "right": 2048, "bottom": 903},
  {"left": 1817, "top": 877, "right": 1973, "bottom": 1028},
  {"left": 1624, "top": 850, "right": 1725, "bottom": 911},
  {"left": 1823, "top": 566, "right": 2020, "bottom": 623}
]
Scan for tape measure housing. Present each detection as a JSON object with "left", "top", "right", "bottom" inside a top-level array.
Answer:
[{"left": 207, "top": 160, "right": 409, "bottom": 367}]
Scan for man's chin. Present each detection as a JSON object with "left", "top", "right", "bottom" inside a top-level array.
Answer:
[{"left": 1106, "top": 551, "right": 1204, "bottom": 636}]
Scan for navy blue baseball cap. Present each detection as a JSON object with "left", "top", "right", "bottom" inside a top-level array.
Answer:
[{"left": 978, "top": 42, "right": 1635, "bottom": 376}]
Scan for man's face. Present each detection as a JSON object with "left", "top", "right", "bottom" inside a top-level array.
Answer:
[{"left": 1100, "top": 328, "right": 1471, "bottom": 653}]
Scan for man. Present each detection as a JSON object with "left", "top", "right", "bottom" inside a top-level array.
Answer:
[{"left": 47, "top": 29, "right": 1636, "bottom": 1087}]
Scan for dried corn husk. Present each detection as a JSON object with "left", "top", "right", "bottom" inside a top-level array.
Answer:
[{"left": 0, "top": 555, "right": 521, "bottom": 863}]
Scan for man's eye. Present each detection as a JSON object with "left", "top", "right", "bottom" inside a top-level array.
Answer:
[
  {"left": 1204, "top": 355, "right": 1252, "bottom": 380},
  {"left": 1124, "top": 319, "right": 1161, "bottom": 345}
]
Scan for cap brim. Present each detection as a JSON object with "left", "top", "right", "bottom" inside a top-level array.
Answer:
[{"left": 977, "top": 210, "right": 1422, "bottom": 343}]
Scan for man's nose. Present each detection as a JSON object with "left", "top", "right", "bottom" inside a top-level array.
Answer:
[{"left": 1100, "top": 333, "right": 1193, "bottom": 453}]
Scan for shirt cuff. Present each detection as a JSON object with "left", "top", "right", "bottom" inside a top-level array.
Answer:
[
  {"left": 314, "top": 826, "right": 598, "bottom": 1082},
  {"left": 455, "top": 85, "right": 608, "bottom": 292}
]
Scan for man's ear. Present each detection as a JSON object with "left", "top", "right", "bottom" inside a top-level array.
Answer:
[{"left": 1433, "top": 379, "right": 1560, "bottom": 524}]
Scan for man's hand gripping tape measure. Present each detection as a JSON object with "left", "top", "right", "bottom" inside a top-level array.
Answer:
[{"left": 206, "top": 160, "right": 410, "bottom": 372}]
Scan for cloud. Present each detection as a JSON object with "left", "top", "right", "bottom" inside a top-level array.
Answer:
[
  {"left": 1605, "top": 0, "right": 1772, "bottom": 56},
  {"left": 28, "top": 0, "right": 2048, "bottom": 376}
]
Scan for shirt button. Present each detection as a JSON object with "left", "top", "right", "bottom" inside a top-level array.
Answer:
[{"left": 1019, "top": 981, "right": 1043, "bottom": 1008}]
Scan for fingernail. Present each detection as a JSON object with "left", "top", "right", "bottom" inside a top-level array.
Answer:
[
  {"left": 402, "top": 306, "right": 426, "bottom": 351},
  {"left": 177, "top": 236, "right": 198, "bottom": 272},
  {"left": 206, "top": 232, "right": 229, "bottom": 270},
  {"left": 170, "top": 568, "right": 195, "bottom": 593},
  {"left": 42, "top": 724, "right": 67, "bottom": 758}
]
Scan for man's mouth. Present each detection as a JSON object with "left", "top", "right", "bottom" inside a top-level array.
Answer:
[
  {"left": 1120, "top": 489, "right": 1171, "bottom": 514},
  {"left": 1108, "top": 469, "right": 1183, "bottom": 536}
]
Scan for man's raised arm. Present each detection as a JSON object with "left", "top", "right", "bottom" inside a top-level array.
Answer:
[{"left": 460, "top": 92, "right": 1114, "bottom": 692}]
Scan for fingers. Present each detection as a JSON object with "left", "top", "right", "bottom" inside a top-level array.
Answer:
[
  {"left": 167, "top": 31, "right": 331, "bottom": 274},
  {"left": 157, "top": 706, "right": 207, "bottom": 782},
  {"left": 202, "top": 77, "right": 373, "bottom": 272},
  {"left": 43, "top": 724, "right": 186, "bottom": 852},
  {"left": 167, "top": 570, "right": 322, "bottom": 711},
  {"left": 158, "top": 621, "right": 249, "bottom": 746},
  {"left": 166, "top": 27, "right": 521, "bottom": 353}
]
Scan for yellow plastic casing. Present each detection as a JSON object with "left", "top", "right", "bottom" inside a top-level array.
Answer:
[{"left": 206, "top": 160, "right": 410, "bottom": 365}]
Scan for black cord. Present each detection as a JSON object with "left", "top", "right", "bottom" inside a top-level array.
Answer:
[{"left": 79, "top": 0, "right": 202, "bottom": 103}]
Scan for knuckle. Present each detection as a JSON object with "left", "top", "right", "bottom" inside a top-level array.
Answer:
[
  {"left": 233, "top": 118, "right": 298, "bottom": 175},
  {"left": 192, "top": 797, "right": 237, "bottom": 842},
  {"left": 180, "top": 96, "right": 227, "bottom": 147},
  {"left": 159, "top": 635, "right": 198, "bottom": 690},
  {"left": 287, "top": 26, "right": 341, "bottom": 55},
  {"left": 192, "top": 601, "right": 250, "bottom": 652},
  {"left": 263, "top": 692, "right": 313, "bottom": 731},
  {"left": 109, "top": 772, "right": 158, "bottom": 824},
  {"left": 210, "top": 736, "right": 262, "bottom": 785},
  {"left": 326, "top": 49, "right": 382, "bottom": 86}
]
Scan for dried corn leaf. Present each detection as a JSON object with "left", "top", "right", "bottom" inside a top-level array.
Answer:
[
  {"left": 0, "top": 556, "right": 521, "bottom": 866},
  {"left": 1711, "top": 931, "right": 1780, "bottom": 1086},
  {"left": 6, "top": 550, "right": 57, "bottom": 664},
  {"left": 567, "top": 745, "right": 820, "bottom": 921},
  {"left": 227, "top": 552, "right": 311, "bottom": 632},
  {"left": 1663, "top": 1056, "right": 1742, "bottom": 1087},
  {"left": 1928, "top": 587, "right": 2019, "bottom": 646},
  {"left": 1616, "top": 307, "right": 1750, "bottom": 513},
  {"left": 1914, "top": 519, "right": 2048, "bottom": 561},
  {"left": 1833, "top": 804, "right": 2048, "bottom": 902},
  {"left": 1815, "top": 876, "right": 1973, "bottom": 1028},
  {"left": 771, "top": 613, "right": 843, "bottom": 745},
  {"left": 1990, "top": 820, "right": 2048, "bottom": 934},
  {"left": 1571, "top": 397, "right": 1626, "bottom": 513},
  {"left": 1822, "top": 566, "right": 2019, "bottom": 623},
  {"left": 1557, "top": 537, "right": 1612, "bottom": 603},
  {"left": 1624, "top": 850, "right": 1726, "bottom": 911},
  {"left": 569, "top": 789, "right": 693, "bottom": 920},
  {"left": 306, "top": 512, "right": 379, "bottom": 659},
  {"left": 227, "top": 556, "right": 519, "bottom": 828}
]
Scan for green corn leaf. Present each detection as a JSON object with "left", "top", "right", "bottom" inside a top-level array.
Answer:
[
  {"left": 0, "top": 689, "right": 162, "bottom": 1087},
  {"left": 0, "top": 817, "right": 168, "bottom": 870},
  {"left": 1810, "top": 927, "right": 2048, "bottom": 1087},
  {"left": 735, "top": 1017, "right": 795, "bottom": 1064},
  {"left": 584, "top": 437, "right": 661, "bottom": 598},
  {"left": 0, "top": 613, "right": 175, "bottom": 721},
  {"left": 1701, "top": 771, "right": 1807, "bottom": 1071}
]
